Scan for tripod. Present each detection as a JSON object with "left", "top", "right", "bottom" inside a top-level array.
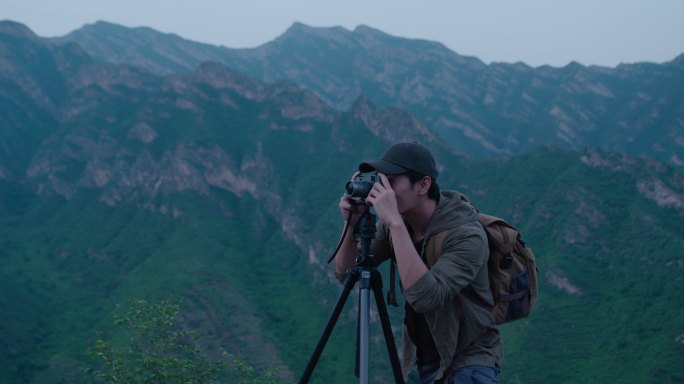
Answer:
[{"left": 299, "top": 211, "right": 405, "bottom": 384}]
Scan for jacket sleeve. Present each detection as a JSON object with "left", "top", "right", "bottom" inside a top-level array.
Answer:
[{"left": 404, "top": 222, "right": 488, "bottom": 313}]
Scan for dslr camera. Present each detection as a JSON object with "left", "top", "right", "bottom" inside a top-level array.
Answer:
[{"left": 345, "top": 171, "right": 381, "bottom": 201}]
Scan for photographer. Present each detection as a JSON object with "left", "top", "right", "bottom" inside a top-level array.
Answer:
[{"left": 334, "top": 142, "right": 503, "bottom": 384}]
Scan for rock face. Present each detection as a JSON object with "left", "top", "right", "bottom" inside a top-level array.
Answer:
[
  {"left": 1, "top": 20, "right": 434, "bottom": 254},
  {"left": 53, "top": 21, "right": 684, "bottom": 167},
  {"left": 3, "top": 21, "right": 684, "bottom": 384}
]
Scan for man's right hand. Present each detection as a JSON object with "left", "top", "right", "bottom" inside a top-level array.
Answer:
[
  {"left": 339, "top": 195, "right": 367, "bottom": 226},
  {"left": 339, "top": 172, "right": 368, "bottom": 225}
]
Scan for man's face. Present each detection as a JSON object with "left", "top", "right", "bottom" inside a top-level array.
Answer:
[{"left": 385, "top": 174, "right": 421, "bottom": 215}]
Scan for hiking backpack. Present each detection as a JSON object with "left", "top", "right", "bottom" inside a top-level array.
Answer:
[
  {"left": 477, "top": 214, "right": 538, "bottom": 324},
  {"left": 421, "top": 213, "right": 539, "bottom": 325}
]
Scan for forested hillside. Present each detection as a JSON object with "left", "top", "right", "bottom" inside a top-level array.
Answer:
[{"left": 1, "top": 20, "right": 683, "bottom": 383}]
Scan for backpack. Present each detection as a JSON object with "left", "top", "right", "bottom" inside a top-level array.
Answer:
[
  {"left": 477, "top": 214, "right": 538, "bottom": 324},
  {"left": 423, "top": 213, "right": 538, "bottom": 325}
]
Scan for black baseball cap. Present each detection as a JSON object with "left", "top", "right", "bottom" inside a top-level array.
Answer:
[{"left": 359, "top": 142, "right": 438, "bottom": 180}]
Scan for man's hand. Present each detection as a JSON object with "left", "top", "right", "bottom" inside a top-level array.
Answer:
[
  {"left": 339, "top": 172, "right": 367, "bottom": 225},
  {"left": 366, "top": 173, "right": 403, "bottom": 228}
]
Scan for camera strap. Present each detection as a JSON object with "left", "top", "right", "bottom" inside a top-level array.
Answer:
[{"left": 327, "top": 212, "right": 354, "bottom": 264}]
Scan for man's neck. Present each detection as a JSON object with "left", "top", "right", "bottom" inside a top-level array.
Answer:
[{"left": 403, "top": 198, "right": 438, "bottom": 240}]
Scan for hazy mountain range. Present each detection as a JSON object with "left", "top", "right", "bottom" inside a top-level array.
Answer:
[
  {"left": 53, "top": 20, "right": 684, "bottom": 167},
  {"left": 1, "top": 19, "right": 683, "bottom": 383}
]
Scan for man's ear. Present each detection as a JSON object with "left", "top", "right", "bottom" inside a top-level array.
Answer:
[{"left": 418, "top": 176, "right": 432, "bottom": 195}]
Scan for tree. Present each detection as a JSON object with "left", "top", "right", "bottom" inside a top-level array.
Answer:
[{"left": 89, "top": 299, "right": 224, "bottom": 384}]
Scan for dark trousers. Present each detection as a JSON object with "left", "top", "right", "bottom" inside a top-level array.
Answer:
[{"left": 418, "top": 363, "right": 500, "bottom": 384}]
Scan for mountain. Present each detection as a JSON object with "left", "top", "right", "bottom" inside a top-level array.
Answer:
[
  {"left": 54, "top": 21, "right": 684, "bottom": 167},
  {"left": 452, "top": 148, "right": 684, "bottom": 383},
  {"left": 2, "top": 21, "right": 684, "bottom": 383},
  {"left": 0, "top": 20, "right": 434, "bottom": 383}
]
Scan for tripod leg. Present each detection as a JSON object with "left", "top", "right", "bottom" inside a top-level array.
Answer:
[
  {"left": 299, "top": 270, "right": 359, "bottom": 384},
  {"left": 358, "top": 270, "right": 372, "bottom": 384},
  {"left": 371, "top": 270, "right": 405, "bottom": 384}
]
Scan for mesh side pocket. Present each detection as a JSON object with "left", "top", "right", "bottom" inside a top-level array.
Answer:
[{"left": 503, "top": 267, "right": 531, "bottom": 321}]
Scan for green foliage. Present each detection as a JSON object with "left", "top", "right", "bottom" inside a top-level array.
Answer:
[
  {"left": 89, "top": 299, "right": 224, "bottom": 384},
  {"left": 446, "top": 147, "right": 684, "bottom": 384},
  {"left": 2, "top": 26, "right": 684, "bottom": 384},
  {"left": 88, "top": 299, "right": 283, "bottom": 384},
  {"left": 226, "top": 354, "right": 279, "bottom": 384},
  {"left": 4, "top": 146, "right": 684, "bottom": 383}
]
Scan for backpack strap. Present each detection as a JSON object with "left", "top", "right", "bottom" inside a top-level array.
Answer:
[
  {"left": 424, "top": 230, "right": 448, "bottom": 267},
  {"left": 479, "top": 213, "right": 518, "bottom": 266}
]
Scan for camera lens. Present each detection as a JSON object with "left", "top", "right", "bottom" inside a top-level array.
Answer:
[{"left": 345, "top": 180, "right": 373, "bottom": 198}]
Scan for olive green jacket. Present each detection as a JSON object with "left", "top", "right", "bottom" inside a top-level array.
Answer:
[{"left": 371, "top": 191, "right": 504, "bottom": 382}]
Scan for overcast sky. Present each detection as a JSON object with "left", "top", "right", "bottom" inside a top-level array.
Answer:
[{"left": 3, "top": 0, "right": 683, "bottom": 67}]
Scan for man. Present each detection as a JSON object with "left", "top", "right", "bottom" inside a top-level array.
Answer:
[{"left": 334, "top": 142, "right": 503, "bottom": 384}]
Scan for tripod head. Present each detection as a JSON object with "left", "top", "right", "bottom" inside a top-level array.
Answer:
[
  {"left": 352, "top": 206, "right": 399, "bottom": 308},
  {"left": 353, "top": 206, "right": 377, "bottom": 267}
]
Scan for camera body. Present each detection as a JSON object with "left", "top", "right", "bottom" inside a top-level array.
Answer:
[{"left": 346, "top": 171, "right": 381, "bottom": 201}]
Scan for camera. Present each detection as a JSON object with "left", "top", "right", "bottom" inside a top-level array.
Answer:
[{"left": 345, "top": 171, "right": 381, "bottom": 200}]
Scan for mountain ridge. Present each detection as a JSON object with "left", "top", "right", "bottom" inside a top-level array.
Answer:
[
  {"left": 45, "top": 20, "right": 684, "bottom": 167},
  {"left": 1, "top": 21, "right": 683, "bottom": 383}
]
